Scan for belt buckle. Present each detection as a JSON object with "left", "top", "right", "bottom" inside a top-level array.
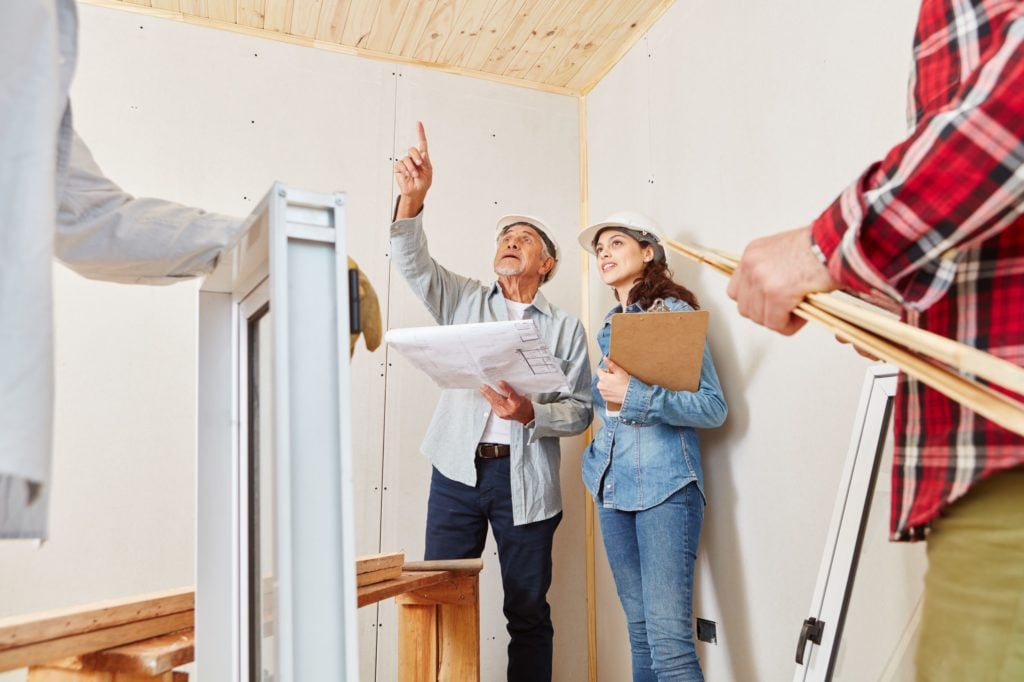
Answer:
[{"left": 477, "top": 443, "right": 506, "bottom": 459}]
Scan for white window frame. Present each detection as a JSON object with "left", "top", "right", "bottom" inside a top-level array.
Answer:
[
  {"left": 794, "top": 364, "right": 899, "bottom": 681},
  {"left": 197, "top": 182, "right": 358, "bottom": 682}
]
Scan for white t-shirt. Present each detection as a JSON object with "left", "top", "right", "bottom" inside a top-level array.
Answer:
[{"left": 479, "top": 298, "right": 531, "bottom": 444}]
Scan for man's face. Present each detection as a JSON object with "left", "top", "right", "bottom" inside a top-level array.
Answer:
[{"left": 493, "top": 224, "right": 554, "bottom": 281}]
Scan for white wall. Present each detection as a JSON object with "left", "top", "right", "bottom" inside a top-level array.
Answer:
[
  {"left": 0, "top": 5, "right": 582, "bottom": 681},
  {"left": 584, "top": 0, "right": 920, "bottom": 680}
]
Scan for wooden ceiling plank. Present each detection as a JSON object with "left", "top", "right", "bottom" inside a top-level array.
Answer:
[
  {"left": 436, "top": 0, "right": 498, "bottom": 66},
  {"left": 290, "top": 0, "right": 326, "bottom": 37},
  {"left": 207, "top": 0, "right": 237, "bottom": 21},
  {"left": 525, "top": 0, "right": 615, "bottom": 83},
  {"left": 314, "top": 0, "right": 353, "bottom": 41},
  {"left": 264, "top": 0, "right": 295, "bottom": 32},
  {"left": 237, "top": 0, "right": 267, "bottom": 28},
  {"left": 546, "top": 0, "right": 635, "bottom": 87},
  {"left": 407, "top": 0, "right": 455, "bottom": 60},
  {"left": 389, "top": 0, "right": 438, "bottom": 55},
  {"left": 364, "top": 0, "right": 409, "bottom": 52},
  {"left": 477, "top": 0, "right": 546, "bottom": 74},
  {"left": 458, "top": 0, "right": 526, "bottom": 70},
  {"left": 122, "top": 0, "right": 154, "bottom": 8},
  {"left": 568, "top": 0, "right": 673, "bottom": 92},
  {"left": 150, "top": 0, "right": 181, "bottom": 10},
  {"left": 178, "top": 0, "right": 209, "bottom": 17},
  {"left": 339, "top": 0, "right": 382, "bottom": 48},
  {"left": 499, "top": 0, "right": 590, "bottom": 78}
]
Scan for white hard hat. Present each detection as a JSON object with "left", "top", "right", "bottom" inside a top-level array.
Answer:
[
  {"left": 578, "top": 210, "right": 667, "bottom": 263},
  {"left": 496, "top": 214, "right": 560, "bottom": 283}
]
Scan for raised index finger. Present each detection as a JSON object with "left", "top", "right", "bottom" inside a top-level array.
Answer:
[{"left": 416, "top": 121, "right": 428, "bottom": 154}]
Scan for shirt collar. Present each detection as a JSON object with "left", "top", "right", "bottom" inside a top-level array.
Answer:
[{"left": 488, "top": 282, "right": 553, "bottom": 317}]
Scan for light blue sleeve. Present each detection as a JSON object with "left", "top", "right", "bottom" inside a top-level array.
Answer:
[
  {"left": 616, "top": 340, "right": 727, "bottom": 428},
  {"left": 526, "top": 318, "right": 593, "bottom": 441},
  {"left": 389, "top": 209, "right": 480, "bottom": 325}
]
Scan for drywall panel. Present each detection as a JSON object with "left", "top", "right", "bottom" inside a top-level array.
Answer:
[
  {"left": 585, "top": 0, "right": 920, "bottom": 680},
  {"left": 378, "top": 66, "right": 585, "bottom": 681}
]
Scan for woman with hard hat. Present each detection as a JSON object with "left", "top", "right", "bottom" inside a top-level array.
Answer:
[{"left": 579, "top": 212, "right": 727, "bottom": 682}]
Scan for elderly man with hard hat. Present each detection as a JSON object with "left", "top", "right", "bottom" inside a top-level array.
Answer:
[{"left": 390, "top": 122, "right": 592, "bottom": 682}]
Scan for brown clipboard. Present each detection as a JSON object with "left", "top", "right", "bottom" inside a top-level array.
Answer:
[{"left": 606, "top": 309, "right": 709, "bottom": 410}]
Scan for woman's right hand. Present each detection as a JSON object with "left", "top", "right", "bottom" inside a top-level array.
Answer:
[{"left": 394, "top": 121, "right": 432, "bottom": 219}]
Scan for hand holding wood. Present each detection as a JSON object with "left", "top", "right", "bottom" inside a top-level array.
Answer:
[{"left": 726, "top": 226, "right": 840, "bottom": 335}]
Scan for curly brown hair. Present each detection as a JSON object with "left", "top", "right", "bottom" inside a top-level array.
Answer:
[{"left": 618, "top": 260, "right": 700, "bottom": 311}]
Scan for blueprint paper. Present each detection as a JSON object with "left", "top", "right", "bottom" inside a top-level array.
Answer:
[{"left": 384, "top": 320, "right": 569, "bottom": 394}]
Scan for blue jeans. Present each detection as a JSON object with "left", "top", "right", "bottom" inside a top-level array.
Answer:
[
  {"left": 425, "top": 460, "right": 561, "bottom": 682},
  {"left": 598, "top": 484, "right": 705, "bottom": 682}
]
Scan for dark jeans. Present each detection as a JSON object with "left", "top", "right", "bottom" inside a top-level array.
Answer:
[{"left": 425, "top": 459, "right": 562, "bottom": 682}]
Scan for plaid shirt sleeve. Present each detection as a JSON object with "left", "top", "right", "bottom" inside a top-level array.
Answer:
[{"left": 811, "top": 9, "right": 1024, "bottom": 312}]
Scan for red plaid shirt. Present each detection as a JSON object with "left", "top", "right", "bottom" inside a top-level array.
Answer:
[{"left": 811, "top": 0, "right": 1024, "bottom": 541}]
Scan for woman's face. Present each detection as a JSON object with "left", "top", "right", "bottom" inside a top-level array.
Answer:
[{"left": 594, "top": 229, "right": 654, "bottom": 289}]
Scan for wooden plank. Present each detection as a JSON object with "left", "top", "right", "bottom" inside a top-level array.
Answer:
[
  {"left": 290, "top": 0, "right": 327, "bottom": 37},
  {"left": 263, "top": 0, "right": 295, "bottom": 32},
  {"left": 121, "top": 0, "right": 153, "bottom": 8},
  {"left": 28, "top": 670, "right": 183, "bottom": 682},
  {"left": 568, "top": 0, "right": 674, "bottom": 92},
  {"left": 437, "top": 0, "right": 497, "bottom": 66},
  {"left": 394, "top": 575, "right": 477, "bottom": 607},
  {"left": 356, "top": 551, "right": 405, "bottom": 574},
  {"left": 0, "top": 589, "right": 194, "bottom": 652},
  {"left": 525, "top": 0, "right": 615, "bottom": 83},
  {"left": 356, "top": 571, "right": 456, "bottom": 608},
  {"left": 392, "top": 0, "right": 440, "bottom": 57},
  {"left": 237, "top": 0, "right": 268, "bottom": 28},
  {"left": 45, "top": 629, "right": 194, "bottom": 676},
  {"left": 406, "top": 0, "right": 450, "bottom": 61},
  {"left": 206, "top": 0, "right": 235, "bottom": 21},
  {"left": 401, "top": 558, "right": 483, "bottom": 573},
  {"left": 499, "top": 0, "right": 590, "bottom": 78},
  {"left": 458, "top": 0, "right": 526, "bottom": 70},
  {"left": 0, "top": 612, "right": 194, "bottom": 673},
  {"left": 339, "top": 0, "right": 381, "bottom": 48},
  {"left": 150, "top": 0, "right": 180, "bottom": 11},
  {"left": 544, "top": 0, "right": 630, "bottom": 87},
  {"left": 315, "top": 0, "right": 353, "bottom": 41},
  {"left": 178, "top": 0, "right": 209, "bottom": 16},
  {"left": 364, "top": 0, "right": 410, "bottom": 52},
  {"left": 356, "top": 565, "right": 404, "bottom": 587},
  {"left": 478, "top": 0, "right": 545, "bottom": 74}
]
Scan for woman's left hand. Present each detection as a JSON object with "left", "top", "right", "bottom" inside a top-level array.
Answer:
[{"left": 597, "top": 357, "right": 631, "bottom": 404}]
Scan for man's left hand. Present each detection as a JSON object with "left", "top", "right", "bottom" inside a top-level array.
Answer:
[
  {"left": 726, "top": 226, "right": 840, "bottom": 335},
  {"left": 480, "top": 381, "right": 535, "bottom": 424}
]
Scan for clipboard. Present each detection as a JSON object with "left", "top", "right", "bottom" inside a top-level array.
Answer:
[{"left": 606, "top": 309, "right": 709, "bottom": 410}]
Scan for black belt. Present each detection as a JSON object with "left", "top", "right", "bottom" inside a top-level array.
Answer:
[{"left": 476, "top": 443, "right": 511, "bottom": 459}]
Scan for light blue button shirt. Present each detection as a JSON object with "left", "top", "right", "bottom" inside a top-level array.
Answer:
[{"left": 390, "top": 211, "right": 593, "bottom": 525}]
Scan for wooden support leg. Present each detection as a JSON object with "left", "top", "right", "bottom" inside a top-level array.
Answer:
[{"left": 396, "top": 575, "right": 480, "bottom": 682}]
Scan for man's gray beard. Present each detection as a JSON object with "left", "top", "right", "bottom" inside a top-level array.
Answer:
[{"left": 495, "top": 264, "right": 523, "bottom": 276}]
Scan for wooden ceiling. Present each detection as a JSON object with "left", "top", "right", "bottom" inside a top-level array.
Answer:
[{"left": 91, "top": 0, "right": 675, "bottom": 95}]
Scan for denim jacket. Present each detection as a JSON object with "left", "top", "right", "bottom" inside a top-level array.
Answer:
[{"left": 582, "top": 297, "right": 727, "bottom": 510}]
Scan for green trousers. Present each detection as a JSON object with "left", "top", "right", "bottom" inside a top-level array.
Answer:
[{"left": 916, "top": 466, "right": 1024, "bottom": 682}]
